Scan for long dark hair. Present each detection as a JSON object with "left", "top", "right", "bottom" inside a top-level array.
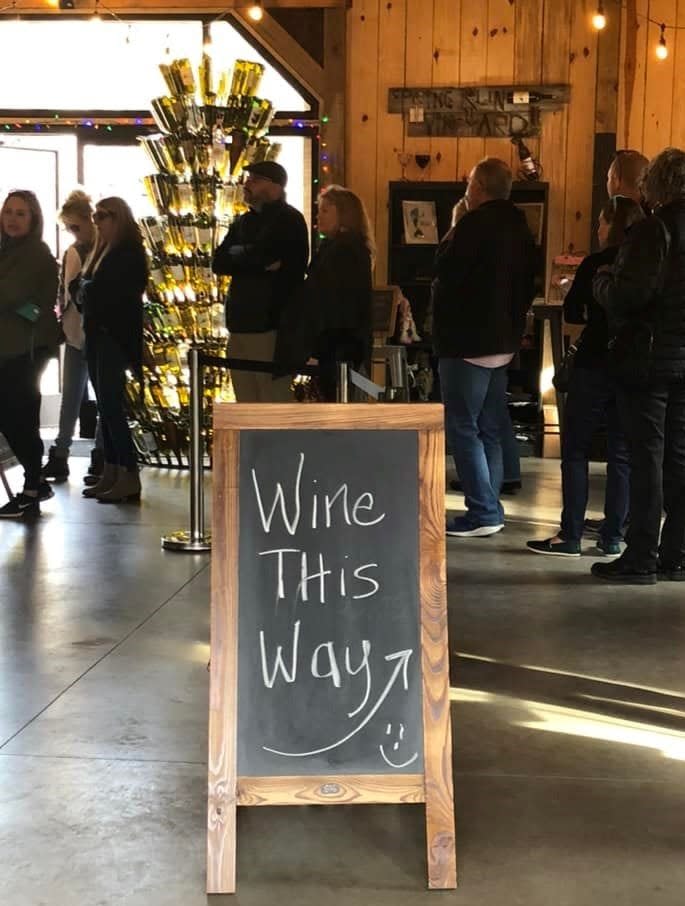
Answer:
[
  {"left": 600, "top": 195, "right": 645, "bottom": 246},
  {"left": 0, "top": 190, "right": 44, "bottom": 243}
]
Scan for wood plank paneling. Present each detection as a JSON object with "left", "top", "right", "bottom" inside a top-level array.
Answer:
[
  {"left": 627, "top": 0, "right": 651, "bottom": 152},
  {"left": 672, "top": 0, "right": 685, "bottom": 148},
  {"left": 346, "top": 0, "right": 380, "bottom": 239},
  {"left": 643, "top": 0, "right": 676, "bottom": 158},
  {"left": 540, "top": 0, "right": 572, "bottom": 269},
  {"left": 403, "top": 0, "right": 436, "bottom": 177},
  {"left": 374, "top": 0, "right": 407, "bottom": 282},
  {"left": 484, "top": 0, "right": 516, "bottom": 166},
  {"left": 457, "top": 0, "right": 487, "bottom": 180},
  {"left": 513, "top": 0, "right": 544, "bottom": 174},
  {"left": 430, "top": 0, "right": 462, "bottom": 183},
  {"left": 563, "top": 0, "right": 598, "bottom": 253}
]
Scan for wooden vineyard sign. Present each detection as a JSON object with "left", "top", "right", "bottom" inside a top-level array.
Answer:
[{"left": 208, "top": 404, "right": 456, "bottom": 894}]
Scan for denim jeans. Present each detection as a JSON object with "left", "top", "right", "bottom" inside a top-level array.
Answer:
[
  {"left": 86, "top": 331, "right": 137, "bottom": 471},
  {"left": 617, "top": 381, "right": 685, "bottom": 570},
  {"left": 439, "top": 357, "right": 507, "bottom": 526},
  {"left": 560, "top": 366, "right": 630, "bottom": 545}
]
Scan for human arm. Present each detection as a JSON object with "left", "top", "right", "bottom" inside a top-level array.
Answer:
[
  {"left": 562, "top": 256, "right": 596, "bottom": 324},
  {"left": 593, "top": 216, "right": 670, "bottom": 318}
]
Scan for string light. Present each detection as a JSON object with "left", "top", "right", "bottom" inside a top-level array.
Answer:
[
  {"left": 247, "top": 2, "right": 264, "bottom": 23},
  {"left": 592, "top": 3, "right": 607, "bottom": 30}
]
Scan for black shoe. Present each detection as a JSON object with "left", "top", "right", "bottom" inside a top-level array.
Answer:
[
  {"left": 449, "top": 479, "right": 521, "bottom": 494},
  {"left": 591, "top": 558, "right": 656, "bottom": 585},
  {"left": 0, "top": 493, "right": 40, "bottom": 519},
  {"left": 36, "top": 481, "right": 55, "bottom": 502},
  {"left": 527, "top": 537, "right": 581, "bottom": 557},
  {"left": 86, "top": 447, "right": 105, "bottom": 478},
  {"left": 83, "top": 474, "right": 100, "bottom": 487},
  {"left": 40, "top": 446, "right": 69, "bottom": 481},
  {"left": 657, "top": 561, "right": 685, "bottom": 582}
]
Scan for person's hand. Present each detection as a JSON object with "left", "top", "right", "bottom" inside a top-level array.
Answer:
[
  {"left": 265, "top": 260, "right": 282, "bottom": 272},
  {"left": 306, "top": 357, "right": 319, "bottom": 366}
]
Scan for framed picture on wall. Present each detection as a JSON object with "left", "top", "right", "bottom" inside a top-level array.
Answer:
[
  {"left": 515, "top": 202, "right": 545, "bottom": 246},
  {"left": 402, "top": 200, "right": 439, "bottom": 245}
]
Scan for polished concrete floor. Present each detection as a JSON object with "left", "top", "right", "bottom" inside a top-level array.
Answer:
[{"left": 1, "top": 454, "right": 684, "bottom": 905}]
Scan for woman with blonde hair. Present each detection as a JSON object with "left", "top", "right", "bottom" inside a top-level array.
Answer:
[
  {"left": 0, "top": 190, "right": 59, "bottom": 518},
  {"left": 304, "top": 185, "right": 374, "bottom": 400},
  {"left": 42, "top": 189, "right": 100, "bottom": 483},
  {"left": 79, "top": 196, "right": 147, "bottom": 503}
]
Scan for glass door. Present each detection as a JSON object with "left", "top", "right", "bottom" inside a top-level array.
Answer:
[{"left": 0, "top": 144, "right": 62, "bottom": 423}]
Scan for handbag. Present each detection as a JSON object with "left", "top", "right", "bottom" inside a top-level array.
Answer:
[{"left": 552, "top": 342, "right": 578, "bottom": 392}]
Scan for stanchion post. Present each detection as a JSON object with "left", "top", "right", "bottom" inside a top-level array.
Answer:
[
  {"left": 336, "top": 361, "right": 349, "bottom": 403},
  {"left": 162, "top": 346, "right": 212, "bottom": 552}
]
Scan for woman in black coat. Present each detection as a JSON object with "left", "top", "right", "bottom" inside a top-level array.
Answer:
[
  {"left": 79, "top": 197, "right": 148, "bottom": 503},
  {"left": 593, "top": 148, "right": 685, "bottom": 583},
  {"left": 527, "top": 196, "right": 644, "bottom": 558},
  {"left": 306, "top": 186, "right": 374, "bottom": 401}
]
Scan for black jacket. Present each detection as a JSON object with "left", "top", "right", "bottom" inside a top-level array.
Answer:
[
  {"left": 563, "top": 246, "right": 618, "bottom": 369},
  {"left": 213, "top": 198, "right": 309, "bottom": 333},
  {"left": 80, "top": 240, "right": 148, "bottom": 370},
  {"left": 307, "top": 233, "right": 373, "bottom": 352},
  {"left": 432, "top": 199, "right": 537, "bottom": 358},
  {"left": 594, "top": 199, "right": 685, "bottom": 382}
]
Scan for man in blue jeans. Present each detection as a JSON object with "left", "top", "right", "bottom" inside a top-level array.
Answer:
[{"left": 432, "top": 158, "right": 536, "bottom": 537}]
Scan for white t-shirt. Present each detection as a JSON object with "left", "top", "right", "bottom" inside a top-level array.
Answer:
[{"left": 463, "top": 353, "right": 514, "bottom": 369}]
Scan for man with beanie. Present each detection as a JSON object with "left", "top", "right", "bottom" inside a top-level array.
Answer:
[{"left": 213, "top": 161, "right": 309, "bottom": 401}]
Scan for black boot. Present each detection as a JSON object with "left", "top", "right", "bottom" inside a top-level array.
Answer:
[
  {"left": 41, "top": 446, "right": 69, "bottom": 481},
  {"left": 83, "top": 448, "right": 105, "bottom": 486}
]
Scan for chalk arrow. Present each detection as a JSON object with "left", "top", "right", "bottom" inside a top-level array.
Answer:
[{"left": 262, "top": 649, "right": 414, "bottom": 759}]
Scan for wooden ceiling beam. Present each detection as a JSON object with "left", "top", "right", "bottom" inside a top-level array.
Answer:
[{"left": 7, "top": 1, "right": 348, "bottom": 12}]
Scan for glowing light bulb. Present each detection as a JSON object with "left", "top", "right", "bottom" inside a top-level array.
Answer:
[
  {"left": 592, "top": 11, "right": 607, "bottom": 30},
  {"left": 656, "top": 25, "right": 668, "bottom": 60},
  {"left": 247, "top": 3, "right": 264, "bottom": 22}
]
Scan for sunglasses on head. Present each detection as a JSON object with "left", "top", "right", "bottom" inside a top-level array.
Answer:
[{"left": 93, "top": 210, "right": 112, "bottom": 222}]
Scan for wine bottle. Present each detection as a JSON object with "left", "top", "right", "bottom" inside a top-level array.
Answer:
[
  {"left": 196, "top": 211, "right": 215, "bottom": 252},
  {"left": 506, "top": 90, "right": 555, "bottom": 105}
]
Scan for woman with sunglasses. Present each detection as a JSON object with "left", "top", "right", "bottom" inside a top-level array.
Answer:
[
  {"left": 79, "top": 197, "right": 148, "bottom": 503},
  {"left": 42, "top": 189, "right": 101, "bottom": 483},
  {"left": 0, "top": 190, "right": 59, "bottom": 518}
]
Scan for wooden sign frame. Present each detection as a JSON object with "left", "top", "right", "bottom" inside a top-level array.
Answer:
[{"left": 208, "top": 404, "right": 456, "bottom": 894}]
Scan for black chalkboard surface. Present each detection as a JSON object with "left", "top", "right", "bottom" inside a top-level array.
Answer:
[{"left": 237, "top": 429, "right": 423, "bottom": 776}]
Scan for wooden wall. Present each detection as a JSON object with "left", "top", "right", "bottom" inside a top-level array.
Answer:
[{"left": 346, "top": 0, "right": 682, "bottom": 286}]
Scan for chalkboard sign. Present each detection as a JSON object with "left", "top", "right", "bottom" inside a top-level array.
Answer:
[
  {"left": 209, "top": 405, "right": 455, "bottom": 895},
  {"left": 238, "top": 428, "right": 423, "bottom": 776}
]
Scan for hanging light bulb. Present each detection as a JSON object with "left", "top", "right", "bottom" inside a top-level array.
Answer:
[
  {"left": 202, "top": 21, "right": 212, "bottom": 49},
  {"left": 591, "top": 3, "right": 607, "bottom": 31},
  {"left": 91, "top": 0, "right": 101, "bottom": 22},
  {"left": 247, "top": 2, "right": 264, "bottom": 23},
  {"left": 656, "top": 24, "right": 669, "bottom": 60}
]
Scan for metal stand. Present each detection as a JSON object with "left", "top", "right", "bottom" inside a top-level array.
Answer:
[{"left": 162, "top": 346, "right": 211, "bottom": 552}]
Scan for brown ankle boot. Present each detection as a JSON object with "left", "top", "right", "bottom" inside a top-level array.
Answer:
[
  {"left": 97, "top": 467, "right": 141, "bottom": 503},
  {"left": 83, "top": 463, "right": 117, "bottom": 498}
]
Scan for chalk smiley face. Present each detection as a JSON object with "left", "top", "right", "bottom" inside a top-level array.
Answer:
[{"left": 380, "top": 722, "right": 419, "bottom": 769}]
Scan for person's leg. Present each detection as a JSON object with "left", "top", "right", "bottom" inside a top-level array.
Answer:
[
  {"left": 53, "top": 344, "right": 89, "bottom": 455},
  {"left": 439, "top": 357, "right": 502, "bottom": 527},
  {"left": 0, "top": 353, "right": 46, "bottom": 493},
  {"left": 478, "top": 365, "right": 507, "bottom": 524},
  {"left": 94, "top": 334, "right": 137, "bottom": 471},
  {"left": 500, "top": 405, "right": 521, "bottom": 484},
  {"left": 558, "top": 368, "right": 608, "bottom": 543},
  {"left": 658, "top": 383, "right": 685, "bottom": 570},
  {"left": 615, "top": 385, "right": 666, "bottom": 571},
  {"left": 254, "top": 331, "right": 292, "bottom": 402},
  {"left": 228, "top": 332, "right": 261, "bottom": 402},
  {"left": 602, "top": 385, "right": 630, "bottom": 547}
]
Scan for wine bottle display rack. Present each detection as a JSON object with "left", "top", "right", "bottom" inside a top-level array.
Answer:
[{"left": 128, "top": 57, "right": 281, "bottom": 468}]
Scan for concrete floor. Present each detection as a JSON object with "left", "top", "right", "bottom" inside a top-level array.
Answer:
[{"left": 1, "top": 455, "right": 684, "bottom": 905}]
